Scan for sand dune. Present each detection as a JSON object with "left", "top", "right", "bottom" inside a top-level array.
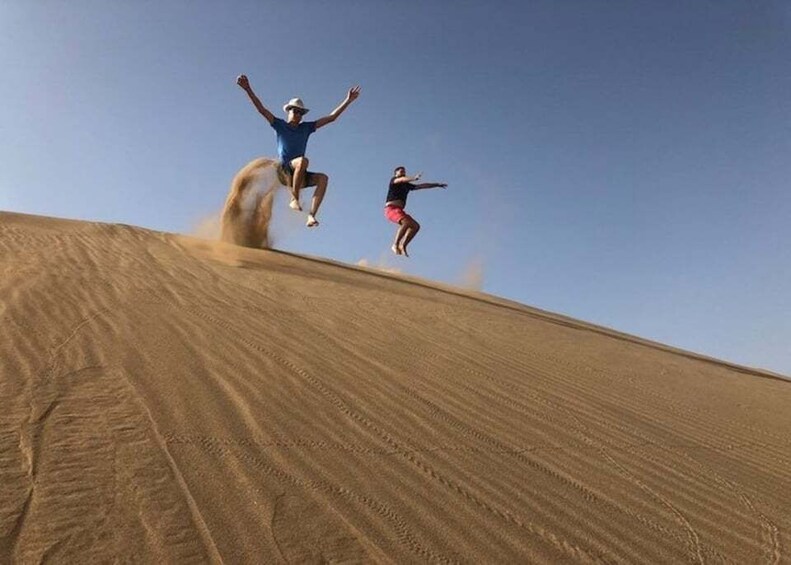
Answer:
[{"left": 1, "top": 210, "right": 789, "bottom": 563}]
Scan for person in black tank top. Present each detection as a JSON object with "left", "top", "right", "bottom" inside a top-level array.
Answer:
[{"left": 384, "top": 166, "right": 447, "bottom": 257}]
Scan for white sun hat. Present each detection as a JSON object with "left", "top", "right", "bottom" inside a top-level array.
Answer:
[{"left": 283, "top": 98, "right": 309, "bottom": 114}]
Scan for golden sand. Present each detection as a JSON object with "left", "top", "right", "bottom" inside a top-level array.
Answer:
[{"left": 1, "top": 211, "right": 789, "bottom": 563}]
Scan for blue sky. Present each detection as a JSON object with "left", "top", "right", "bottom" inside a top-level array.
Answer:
[{"left": 1, "top": 1, "right": 789, "bottom": 376}]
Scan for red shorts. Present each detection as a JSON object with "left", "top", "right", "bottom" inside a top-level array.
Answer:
[{"left": 384, "top": 205, "right": 412, "bottom": 224}]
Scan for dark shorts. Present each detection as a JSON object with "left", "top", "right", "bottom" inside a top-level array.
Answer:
[{"left": 277, "top": 162, "right": 319, "bottom": 187}]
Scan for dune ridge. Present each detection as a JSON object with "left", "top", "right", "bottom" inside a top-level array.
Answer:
[{"left": 1, "top": 210, "right": 790, "bottom": 563}]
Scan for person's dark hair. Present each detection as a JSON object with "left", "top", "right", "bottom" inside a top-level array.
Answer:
[{"left": 393, "top": 166, "right": 406, "bottom": 176}]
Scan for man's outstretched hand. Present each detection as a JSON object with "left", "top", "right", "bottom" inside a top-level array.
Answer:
[
  {"left": 237, "top": 74, "right": 250, "bottom": 90},
  {"left": 346, "top": 85, "right": 361, "bottom": 103}
]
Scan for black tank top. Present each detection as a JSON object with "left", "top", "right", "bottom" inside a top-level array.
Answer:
[{"left": 386, "top": 178, "right": 414, "bottom": 204}]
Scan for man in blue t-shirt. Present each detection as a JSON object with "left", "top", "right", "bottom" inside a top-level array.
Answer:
[{"left": 237, "top": 74, "right": 361, "bottom": 227}]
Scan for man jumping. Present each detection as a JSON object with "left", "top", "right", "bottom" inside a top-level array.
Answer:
[
  {"left": 236, "top": 74, "right": 361, "bottom": 227},
  {"left": 385, "top": 166, "right": 447, "bottom": 256}
]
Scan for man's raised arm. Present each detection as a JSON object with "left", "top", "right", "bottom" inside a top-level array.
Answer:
[
  {"left": 315, "top": 86, "right": 361, "bottom": 129},
  {"left": 237, "top": 74, "right": 275, "bottom": 125}
]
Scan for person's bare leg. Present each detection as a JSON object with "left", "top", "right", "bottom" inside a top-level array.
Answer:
[
  {"left": 306, "top": 172, "right": 327, "bottom": 227},
  {"left": 289, "top": 156, "right": 309, "bottom": 211},
  {"left": 399, "top": 219, "right": 420, "bottom": 257},
  {"left": 392, "top": 221, "right": 408, "bottom": 255}
]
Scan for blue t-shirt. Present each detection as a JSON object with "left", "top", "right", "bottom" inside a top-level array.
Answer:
[{"left": 270, "top": 117, "right": 316, "bottom": 164}]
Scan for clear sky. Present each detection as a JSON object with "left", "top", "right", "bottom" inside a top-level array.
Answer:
[{"left": 2, "top": 1, "right": 789, "bottom": 376}]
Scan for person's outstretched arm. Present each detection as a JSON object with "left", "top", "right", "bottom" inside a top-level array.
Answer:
[
  {"left": 393, "top": 172, "right": 423, "bottom": 184},
  {"left": 315, "top": 86, "right": 361, "bottom": 129},
  {"left": 237, "top": 74, "right": 275, "bottom": 125},
  {"left": 413, "top": 182, "right": 448, "bottom": 190}
]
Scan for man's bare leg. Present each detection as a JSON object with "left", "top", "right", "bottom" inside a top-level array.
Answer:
[
  {"left": 399, "top": 220, "right": 420, "bottom": 257},
  {"left": 289, "top": 156, "right": 309, "bottom": 211},
  {"left": 392, "top": 222, "right": 408, "bottom": 254},
  {"left": 306, "top": 173, "right": 328, "bottom": 228}
]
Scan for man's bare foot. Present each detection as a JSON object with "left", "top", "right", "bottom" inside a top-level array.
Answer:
[
  {"left": 306, "top": 214, "right": 319, "bottom": 227},
  {"left": 391, "top": 244, "right": 402, "bottom": 255},
  {"left": 289, "top": 197, "right": 302, "bottom": 211},
  {"left": 399, "top": 244, "right": 409, "bottom": 257}
]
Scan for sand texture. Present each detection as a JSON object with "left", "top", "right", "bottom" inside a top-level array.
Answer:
[{"left": 1, "top": 211, "right": 790, "bottom": 564}]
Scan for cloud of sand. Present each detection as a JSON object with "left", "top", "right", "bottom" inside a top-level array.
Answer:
[
  {"left": 357, "top": 256, "right": 402, "bottom": 275},
  {"left": 192, "top": 213, "right": 223, "bottom": 241},
  {"left": 459, "top": 257, "right": 484, "bottom": 290},
  {"left": 220, "top": 157, "right": 282, "bottom": 249},
  {"left": 191, "top": 157, "right": 283, "bottom": 249}
]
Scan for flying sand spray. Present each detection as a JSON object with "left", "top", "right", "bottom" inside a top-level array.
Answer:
[{"left": 220, "top": 157, "right": 281, "bottom": 248}]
